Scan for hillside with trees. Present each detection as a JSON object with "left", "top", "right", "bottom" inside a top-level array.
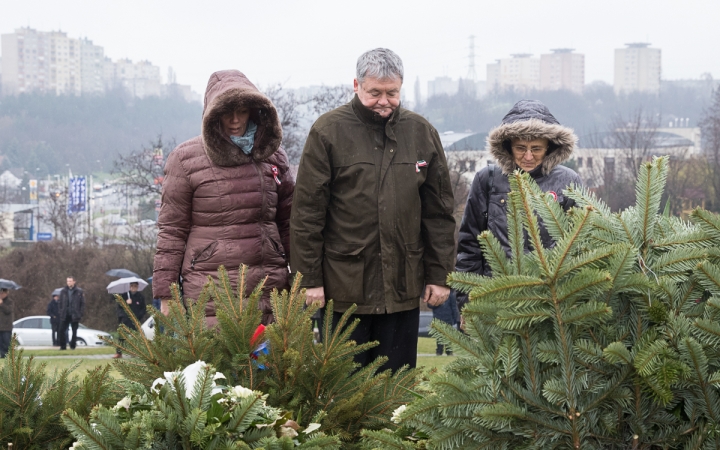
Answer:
[{"left": 0, "top": 89, "right": 201, "bottom": 175}]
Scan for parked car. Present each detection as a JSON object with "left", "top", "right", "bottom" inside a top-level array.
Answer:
[
  {"left": 134, "top": 219, "right": 156, "bottom": 228},
  {"left": 109, "top": 217, "right": 128, "bottom": 226},
  {"left": 418, "top": 311, "right": 433, "bottom": 337},
  {"left": 141, "top": 316, "right": 155, "bottom": 340},
  {"left": 12, "top": 315, "right": 111, "bottom": 346}
]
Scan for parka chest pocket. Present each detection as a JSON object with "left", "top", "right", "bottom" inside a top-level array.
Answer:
[{"left": 331, "top": 152, "right": 374, "bottom": 184}]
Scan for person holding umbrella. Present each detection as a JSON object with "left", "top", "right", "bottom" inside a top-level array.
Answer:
[
  {"left": 0, "top": 288, "right": 14, "bottom": 358},
  {"left": 112, "top": 280, "right": 146, "bottom": 359},
  {"left": 58, "top": 276, "right": 85, "bottom": 350},
  {"left": 46, "top": 289, "right": 62, "bottom": 346}
]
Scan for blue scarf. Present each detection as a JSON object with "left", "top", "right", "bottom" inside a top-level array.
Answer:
[{"left": 229, "top": 120, "right": 257, "bottom": 155}]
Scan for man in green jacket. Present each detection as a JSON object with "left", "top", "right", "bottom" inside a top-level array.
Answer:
[{"left": 290, "top": 48, "right": 456, "bottom": 372}]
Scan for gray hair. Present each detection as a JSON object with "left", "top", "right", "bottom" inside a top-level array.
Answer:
[{"left": 356, "top": 48, "right": 404, "bottom": 84}]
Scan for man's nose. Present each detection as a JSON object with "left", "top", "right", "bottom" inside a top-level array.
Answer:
[{"left": 523, "top": 151, "right": 534, "bottom": 160}]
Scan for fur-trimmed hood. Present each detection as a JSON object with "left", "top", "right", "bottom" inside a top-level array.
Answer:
[
  {"left": 487, "top": 100, "right": 577, "bottom": 175},
  {"left": 201, "top": 70, "right": 282, "bottom": 166}
]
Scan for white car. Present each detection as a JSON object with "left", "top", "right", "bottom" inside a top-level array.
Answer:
[
  {"left": 12, "top": 315, "right": 111, "bottom": 346},
  {"left": 134, "top": 219, "right": 156, "bottom": 228},
  {"left": 141, "top": 316, "right": 156, "bottom": 340}
]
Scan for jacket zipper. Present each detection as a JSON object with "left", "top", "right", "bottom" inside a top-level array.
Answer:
[
  {"left": 191, "top": 242, "right": 216, "bottom": 269},
  {"left": 253, "top": 161, "right": 267, "bottom": 264}
]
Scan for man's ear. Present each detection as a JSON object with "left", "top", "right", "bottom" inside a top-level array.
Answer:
[{"left": 353, "top": 78, "right": 360, "bottom": 94}]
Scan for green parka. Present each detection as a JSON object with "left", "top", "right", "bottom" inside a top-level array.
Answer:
[{"left": 290, "top": 95, "right": 456, "bottom": 314}]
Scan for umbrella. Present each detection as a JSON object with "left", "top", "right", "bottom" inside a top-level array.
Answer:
[
  {"left": 51, "top": 288, "right": 63, "bottom": 296},
  {"left": 106, "top": 277, "right": 148, "bottom": 294},
  {"left": 105, "top": 268, "right": 140, "bottom": 278},
  {"left": 0, "top": 279, "right": 21, "bottom": 290}
]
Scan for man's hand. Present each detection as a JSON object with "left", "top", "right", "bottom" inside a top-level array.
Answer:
[
  {"left": 305, "top": 287, "right": 326, "bottom": 308},
  {"left": 422, "top": 284, "right": 450, "bottom": 307},
  {"left": 126, "top": 298, "right": 132, "bottom": 304}
]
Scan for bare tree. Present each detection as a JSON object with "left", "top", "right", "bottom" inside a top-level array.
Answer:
[
  {"left": 38, "top": 186, "right": 84, "bottom": 247},
  {"left": 700, "top": 87, "right": 720, "bottom": 211},
  {"left": 263, "top": 84, "right": 353, "bottom": 163},
  {"left": 112, "top": 135, "right": 174, "bottom": 198},
  {"left": 607, "top": 108, "right": 660, "bottom": 176},
  {"left": 262, "top": 84, "right": 311, "bottom": 163},
  {"left": 310, "top": 85, "right": 353, "bottom": 116}
]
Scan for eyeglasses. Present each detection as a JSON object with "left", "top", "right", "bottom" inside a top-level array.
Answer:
[{"left": 512, "top": 146, "right": 547, "bottom": 156}]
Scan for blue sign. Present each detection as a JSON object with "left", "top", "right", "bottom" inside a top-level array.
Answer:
[
  {"left": 68, "top": 177, "right": 87, "bottom": 215},
  {"left": 37, "top": 232, "right": 53, "bottom": 241}
]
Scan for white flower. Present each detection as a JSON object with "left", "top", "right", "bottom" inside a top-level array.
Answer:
[
  {"left": 228, "top": 385, "right": 255, "bottom": 400},
  {"left": 115, "top": 396, "right": 131, "bottom": 411},
  {"left": 70, "top": 441, "right": 83, "bottom": 449},
  {"left": 150, "top": 361, "right": 224, "bottom": 399},
  {"left": 279, "top": 426, "right": 299, "bottom": 438},
  {"left": 391, "top": 404, "right": 407, "bottom": 424},
  {"left": 303, "top": 423, "right": 321, "bottom": 434},
  {"left": 213, "top": 372, "right": 226, "bottom": 381}
]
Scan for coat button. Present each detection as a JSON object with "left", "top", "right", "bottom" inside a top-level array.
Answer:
[
  {"left": 390, "top": 149, "right": 394, "bottom": 153},
  {"left": 500, "top": 199, "right": 505, "bottom": 204}
]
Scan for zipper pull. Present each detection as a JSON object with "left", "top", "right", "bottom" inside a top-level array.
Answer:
[{"left": 271, "top": 165, "right": 281, "bottom": 185}]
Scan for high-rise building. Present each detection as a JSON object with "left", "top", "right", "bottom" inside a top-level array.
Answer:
[
  {"left": 427, "top": 76, "right": 459, "bottom": 98},
  {"left": 613, "top": 43, "right": 661, "bottom": 95},
  {"left": 540, "top": 48, "right": 585, "bottom": 94},
  {"left": 486, "top": 54, "right": 540, "bottom": 92},
  {"left": 1, "top": 27, "right": 169, "bottom": 99}
]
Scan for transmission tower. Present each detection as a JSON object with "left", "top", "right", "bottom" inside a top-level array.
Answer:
[{"left": 466, "top": 35, "right": 477, "bottom": 81}]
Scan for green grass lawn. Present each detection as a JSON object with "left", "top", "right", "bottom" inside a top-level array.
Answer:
[
  {"left": 26, "top": 338, "right": 453, "bottom": 380},
  {"left": 22, "top": 347, "right": 115, "bottom": 357},
  {"left": 32, "top": 358, "right": 120, "bottom": 379}
]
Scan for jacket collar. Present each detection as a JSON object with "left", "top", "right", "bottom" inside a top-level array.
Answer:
[{"left": 351, "top": 95, "right": 401, "bottom": 131}]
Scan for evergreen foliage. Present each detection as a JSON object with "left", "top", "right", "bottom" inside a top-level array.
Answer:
[
  {"left": 0, "top": 340, "right": 119, "bottom": 449},
  {"left": 100, "top": 267, "right": 422, "bottom": 447},
  {"left": 378, "top": 156, "right": 720, "bottom": 449}
]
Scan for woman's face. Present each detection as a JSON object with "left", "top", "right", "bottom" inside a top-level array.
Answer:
[
  {"left": 220, "top": 107, "right": 251, "bottom": 136},
  {"left": 511, "top": 138, "right": 549, "bottom": 172}
]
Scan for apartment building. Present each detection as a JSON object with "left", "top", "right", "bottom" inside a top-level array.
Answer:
[
  {"left": 486, "top": 54, "right": 540, "bottom": 92},
  {"left": 614, "top": 43, "right": 661, "bottom": 95},
  {"left": 1, "top": 27, "right": 165, "bottom": 99},
  {"left": 539, "top": 48, "right": 585, "bottom": 94}
]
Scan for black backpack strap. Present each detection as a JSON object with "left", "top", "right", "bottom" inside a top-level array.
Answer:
[{"left": 481, "top": 164, "right": 496, "bottom": 231}]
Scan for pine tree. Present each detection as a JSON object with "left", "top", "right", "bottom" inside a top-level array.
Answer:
[
  {"left": 386, "top": 157, "right": 720, "bottom": 449},
  {"left": 106, "top": 266, "right": 422, "bottom": 447},
  {"left": 0, "top": 340, "right": 119, "bottom": 449}
]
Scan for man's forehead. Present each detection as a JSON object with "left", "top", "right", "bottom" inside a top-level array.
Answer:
[{"left": 360, "top": 76, "right": 402, "bottom": 89}]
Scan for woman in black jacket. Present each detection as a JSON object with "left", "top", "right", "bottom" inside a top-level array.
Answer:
[{"left": 455, "top": 100, "right": 582, "bottom": 310}]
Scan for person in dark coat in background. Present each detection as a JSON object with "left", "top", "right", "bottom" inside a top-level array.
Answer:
[
  {"left": 46, "top": 294, "right": 61, "bottom": 346},
  {"left": 113, "top": 281, "right": 146, "bottom": 359},
  {"left": 455, "top": 100, "right": 582, "bottom": 318},
  {"left": 0, "top": 288, "right": 14, "bottom": 358},
  {"left": 58, "top": 276, "right": 86, "bottom": 350},
  {"left": 428, "top": 289, "right": 460, "bottom": 356}
]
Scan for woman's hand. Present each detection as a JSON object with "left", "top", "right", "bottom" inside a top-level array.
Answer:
[{"left": 160, "top": 298, "right": 172, "bottom": 315}]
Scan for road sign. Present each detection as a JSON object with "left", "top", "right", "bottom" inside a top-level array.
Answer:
[{"left": 37, "top": 232, "right": 52, "bottom": 241}]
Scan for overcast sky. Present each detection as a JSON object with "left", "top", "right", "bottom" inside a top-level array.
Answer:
[{"left": 2, "top": 0, "right": 719, "bottom": 101}]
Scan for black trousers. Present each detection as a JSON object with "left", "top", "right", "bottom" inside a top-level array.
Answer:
[
  {"left": 0, "top": 331, "right": 11, "bottom": 358},
  {"left": 51, "top": 320, "right": 60, "bottom": 346},
  {"left": 332, "top": 307, "right": 419, "bottom": 373},
  {"left": 59, "top": 317, "right": 79, "bottom": 350},
  {"left": 116, "top": 316, "right": 137, "bottom": 354}
]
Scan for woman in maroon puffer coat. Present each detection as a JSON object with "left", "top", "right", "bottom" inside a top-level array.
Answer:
[{"left": 153, "top": 70, "right": 294, "bottom": 325}]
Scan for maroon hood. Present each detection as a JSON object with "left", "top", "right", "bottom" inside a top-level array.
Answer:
[{"left": 201, "top": 70, "right": 283, "bottom": 166}]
